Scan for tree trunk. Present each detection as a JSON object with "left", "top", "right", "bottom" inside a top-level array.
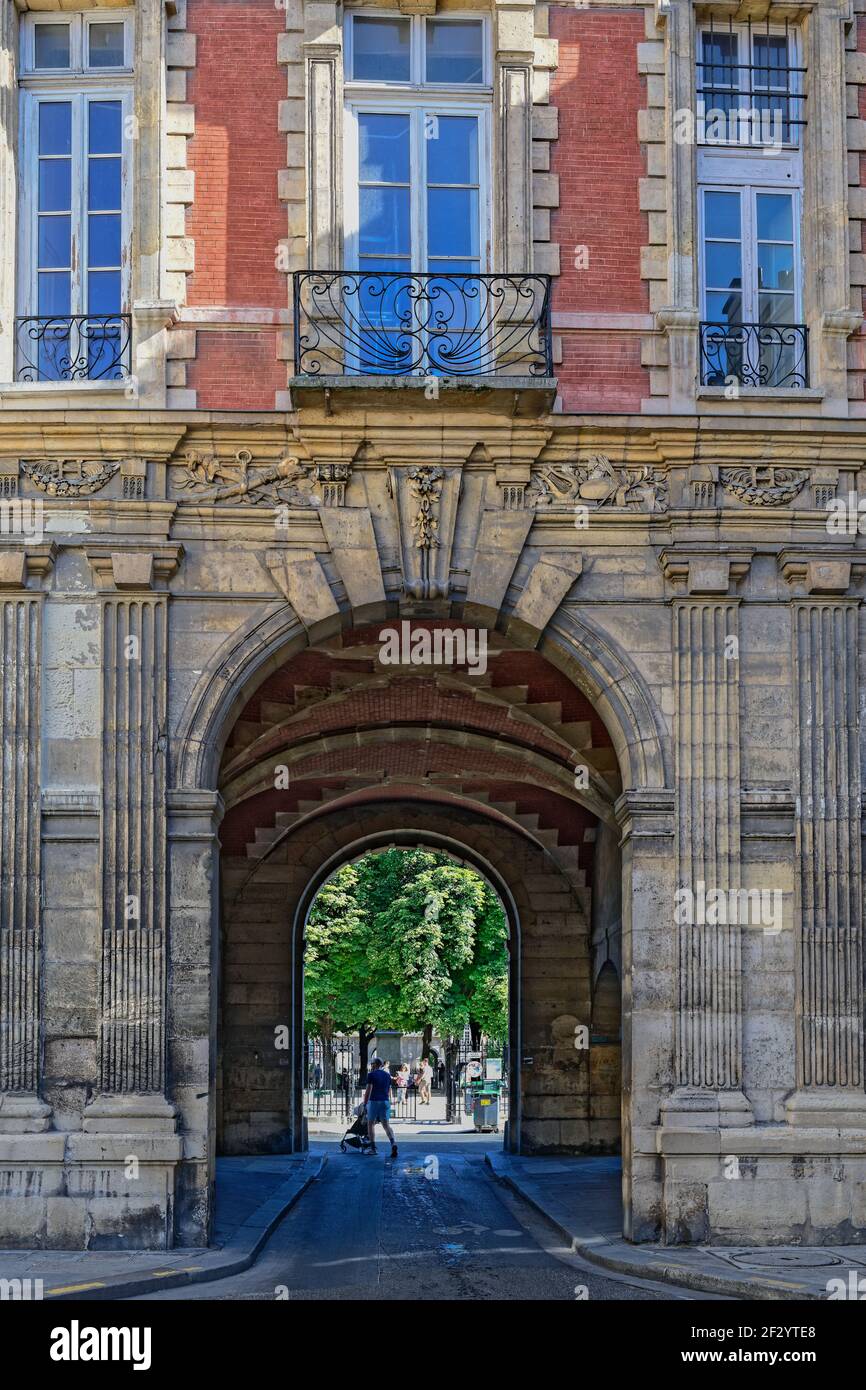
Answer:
[
  {"left": 421, "top": 1022, "right": 433, "bottom": 1057},
  {"left": 320, "top": 1017, "right": 336, "bottom": 1088},
  {"left": 469, "top": 1018, "right": 482, "bottom": 1050},
  {"left": 445, "top": 1035, "right": 459, "bottom": 1123},
  {"left": 358, "top": 1023, "right": 373, "bottom": 1086}
]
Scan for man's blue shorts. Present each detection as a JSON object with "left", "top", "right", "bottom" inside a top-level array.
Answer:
[{"left": 367, "top": 1099, "right": 391, "bottom": 1123}]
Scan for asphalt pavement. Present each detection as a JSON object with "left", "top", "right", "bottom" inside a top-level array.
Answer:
[{"left": 135, "top": 1141, "right": 713, "bottom": 1302}]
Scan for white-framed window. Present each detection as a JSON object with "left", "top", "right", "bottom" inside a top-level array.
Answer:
[
  {"left": 17, "top": 9, "right": 133, "bottom": 381},
  {"left": 344, "top": 11, "right": 490, "bottom": 88},
  {"left": 697, "top": 149, "right": 806, "bottom": 387},
  {"left": 696, "top": 19, "right": 804, "bottom": 149},
  {"left": 343, "top": 10, "right": 491, "bottom": 275},
  {"left": 700, "top": 184, "right": 800, "bottom": 327}
]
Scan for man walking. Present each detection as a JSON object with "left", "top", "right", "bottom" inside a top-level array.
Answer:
[
  {"left": 417, "top": 1057, "right": 433, "bottom": 1105},
  {"left": 362, "top": 1058, "right": 398, "bottom": 1158}
]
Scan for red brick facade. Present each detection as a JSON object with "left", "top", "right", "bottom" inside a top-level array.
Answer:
[
  {"left": 549, "top": 7, "right": 650, "bottom": 412},
  {"left": 177, "top": 0, "right": 652, "bottom": 411},
  {"left": 184, "top": 0, "right": 286, "bottom": 408}
]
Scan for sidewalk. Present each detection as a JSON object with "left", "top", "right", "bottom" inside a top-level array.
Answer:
[
  {"left": 486, "top": 1153, "right": 866, "bottom": 1301},
  {"left": 0, "top": 1154, "right": 324, "bottom": 1302}
]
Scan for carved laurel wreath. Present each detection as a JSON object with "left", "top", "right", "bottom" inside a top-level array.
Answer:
[
  {"left": 20, "top": 459, "right": 120, "bottom": 496},
  {"left": 719, "top": 466, "right": 808, "bottom": 507}
]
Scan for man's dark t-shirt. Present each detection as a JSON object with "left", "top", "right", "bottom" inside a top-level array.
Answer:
[{"left": 366, "top": 1068, "right": 393, "bottom": 1103}]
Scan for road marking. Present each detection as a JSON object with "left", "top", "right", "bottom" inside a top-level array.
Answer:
[{"left": 46, "top": 1282, "right": 106, "bottom": 1295}]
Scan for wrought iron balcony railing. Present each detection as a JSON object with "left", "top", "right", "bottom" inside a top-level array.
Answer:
[
  {"left": 292, "top": 271, "right": 553, "bottom": 379},
  {"left": 15, "top": 314, "right": 132, "bottom": 383},
  {"left": 699, "top": 321, "right": 808, "bottom": 390}
]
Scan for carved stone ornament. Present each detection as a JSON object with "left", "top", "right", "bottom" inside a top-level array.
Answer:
[
  {"left": 527, "top": 455, "right": 668, "bottom": 513},
  {"left": 20, "top": 458, "right": 120, "bottom": 497},
  {"left": 387, "top": 464, "right": 460, "bottom": 601},
  {"left": 172, "top": 450, "right": 348, "bottom": 507},
  {"left": 719, "top": 465, "right": 808, "bottom": 507}
]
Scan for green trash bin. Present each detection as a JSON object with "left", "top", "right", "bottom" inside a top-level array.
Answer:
[{"left": 472, "top": 1089, "right": 499, "bottom": 1132}]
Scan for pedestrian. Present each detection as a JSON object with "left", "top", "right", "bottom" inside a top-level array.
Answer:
[
  {"left": 417, "top": 1056, "right": 433, "bottom": 1105},
  {"left": 362, "top": 1058, "right": 398, "bottom": 1158},
  {"left": 313, "top": 1062, "right": 322, "bottom": 1089}
]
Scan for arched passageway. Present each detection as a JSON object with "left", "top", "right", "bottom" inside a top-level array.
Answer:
[{"left": 212, "top": 624, "right": 625, "bottom": 1161}]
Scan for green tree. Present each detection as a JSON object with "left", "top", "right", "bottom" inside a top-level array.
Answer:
[{"left": 303, "top": 848, "right": 509, "bottom": 1072}]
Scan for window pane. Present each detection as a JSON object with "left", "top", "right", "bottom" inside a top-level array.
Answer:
[
  {"left": 706, "top": 289, "right": 742, "bottom": 324},
  {"left": 705, "top": 241, "right": 741, "bottom": 289},
  {"left": 758, "top": 242, "right": 794, "bottom": 292},
  {"left": 753, "top": 33, "right": 789, "bottom": 84},
  {"left": 700, "top": 31, "right": 739, "bottom": 90},
  {"left": 759, "top": 292, "right": 794, "bottom": 325},
  {"left": 39, "top": 104, "right": 72, "bottom": 157},
  {"left": 88, "top": 214, "right": 121, "bottom": 268},
  {"left": 359, "top": 113, "right": 410, "bottom": 184},
  {"left": 756, "top": 193, "right": 793, "bottom": 242},
  {"left": 352, "top": 17, "right": 410, "bottom": 81},
  {"left": 88, "top": 270, "right": 121, "bottom": 314},
  {"left": 38, "top": 272, "right": 71, "bottom": 316},
  {"left": 427, "top": 188, "right": 479, "bottom": 257},
  {"left": 704, "top": 191, "right": 740, "bottom": 240},
  {"left": 38, "top": 216, "right": 71, "bottom": 270},
  {"left": 359, "top": 187, "right": 410, "bottom": 257},
  {"left": 89, "top": 101, "right": 123, "bottom": 156},
  {"left": 39, "top": 159, "right": 71, "bottom": 213},
  {"left": 427, "top": 116, "right": 478, "bottom": 185},
  {"left": 88, "top": 158, "right": 122, "bottom": 212},
  {"left": 34, "top": 24, "right": 71, "bottom": 69},
  {"left": 89, "top": 23, "right": 125, "bottom": 68},
  {"left": 426, "top": 20, "right": 484, "bottom": 84}
]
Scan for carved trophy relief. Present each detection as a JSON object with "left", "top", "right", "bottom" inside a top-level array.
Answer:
[
  {"left": 526, "top": 454, "right": 669, "bottom": 514},
  {"left": 171, "top": 449, "right": 351, "bottom": 508}
]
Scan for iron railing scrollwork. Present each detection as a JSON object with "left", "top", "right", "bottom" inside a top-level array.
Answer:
[
  {"left": 699, "top": 321, "right": 808, "bottom": 390},
  {"left": 292, "top": 270, "right": 553, "bottom": 378},
  {"left": 15, "top": 314, "right": 132, "bottom": 383}
]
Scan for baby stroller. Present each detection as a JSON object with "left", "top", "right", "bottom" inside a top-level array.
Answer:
[{"left": 340, "top": 1102, "right": 374, "bottom": 1153}]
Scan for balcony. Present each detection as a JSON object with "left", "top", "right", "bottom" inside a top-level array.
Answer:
[
  {"left": 699, "top": 321, "right": 808, "bottom": 391},
  {"left": 290, "top": 271, "right": 555, "bottom": 416},
  {"left": 14, "top": 313, "right": 132, "bottom": 384}
]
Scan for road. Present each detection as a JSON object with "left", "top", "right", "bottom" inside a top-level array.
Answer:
[{"left": 137, "top": 1142, "right": 720, "bottom": 1302}]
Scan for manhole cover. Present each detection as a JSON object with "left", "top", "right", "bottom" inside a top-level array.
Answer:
[{"left": 710, "top": 1248, "right": 843, "bottom": 1270}]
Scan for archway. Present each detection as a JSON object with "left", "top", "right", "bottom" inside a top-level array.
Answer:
[{"left": 210, "top": 624, "right": 627, "bottom": 1165}]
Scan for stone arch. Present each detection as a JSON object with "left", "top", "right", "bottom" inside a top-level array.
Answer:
[
  {"left": 218, "top": 800, "right": 600, "bottom": 1159},
  {"left": 173, "top": 601, "right": 669, "bottom": 799}
]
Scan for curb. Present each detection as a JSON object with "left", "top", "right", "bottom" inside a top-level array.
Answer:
[
  {"left": 484, "top": 1156, "right": 819, "bottom": 1302},
  {"left": 43, "top": 1156, "right": 326, "bottom": 1302}
]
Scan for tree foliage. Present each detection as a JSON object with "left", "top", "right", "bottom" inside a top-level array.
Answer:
[{"left": 304, "top": 848, "right": 508, "bottom": 1043}]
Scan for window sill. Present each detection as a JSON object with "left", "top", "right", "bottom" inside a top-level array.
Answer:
[
  {"left": 697, "top": 386, "right": 824, "bottom": 402},
  {"left": 0, "top": 379, "right": 133, "bottom": 409}
]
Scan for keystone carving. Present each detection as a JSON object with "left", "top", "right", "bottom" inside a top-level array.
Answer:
[
  {"left": 719, "top": 465, "right": 808, "bottom": 507},
  {"left": 20, "top": 458, "right": 120, "bottom": 496},
  {"left": 527, "top": 455, "right": 668, "bottom": 513},
  {"left": 388, "top": 464, "right": 461, "bottom": 601}
]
